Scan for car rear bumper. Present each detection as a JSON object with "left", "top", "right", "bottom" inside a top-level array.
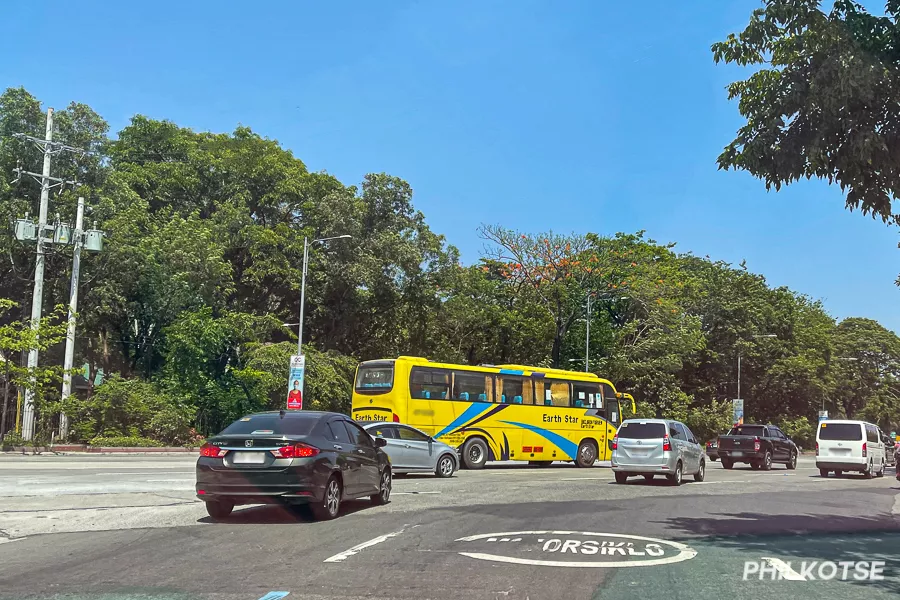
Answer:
[
  {"left": 611, "top": 457, "right": 678, "bottom": 473},
  {"left": 717, "top": 450, "right": 763, "bottom": 462},
  {"left": 817, "top": 459, "right": 867, "bottom": 471},
  {"left": 195, "top": 461, "right": 326, "bottom": 505}
]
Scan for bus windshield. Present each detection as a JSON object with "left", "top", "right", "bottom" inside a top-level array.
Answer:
[{"left": 355, "top": 362, "right": 395, "bottom": 392}]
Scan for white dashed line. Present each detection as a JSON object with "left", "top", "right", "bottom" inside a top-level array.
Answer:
[{"left": 323, "top": 528, "right": 407, "bottom": 563}]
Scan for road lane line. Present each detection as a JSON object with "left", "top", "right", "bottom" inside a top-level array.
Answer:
[
  {"left": 689, "top": 480, "right": 750, "bottom": 485},
  {"left": 560, "top": 477, "right": 610, "bottom": 481},
  {"left": 761, "top": 556, "right": 805, "bottom": 580},
  {"left": 323, "top": 529, "right": 406, "bottom": 563},
  {"left": 0, "top": 537, "right": 25, "bottom": 545}
]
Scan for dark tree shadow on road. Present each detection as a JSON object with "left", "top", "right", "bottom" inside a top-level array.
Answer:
[{"left": 658, "top": 511, "right": 900, "bottom": 593}]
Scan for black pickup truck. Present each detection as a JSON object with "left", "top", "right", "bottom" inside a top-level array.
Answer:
[{"left": 716, "top": 424, "right": 798, "bottom": 470}]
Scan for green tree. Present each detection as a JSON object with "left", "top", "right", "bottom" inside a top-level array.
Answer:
[{"left": 712, "top": 0, "right": 900, "bottom": 224}]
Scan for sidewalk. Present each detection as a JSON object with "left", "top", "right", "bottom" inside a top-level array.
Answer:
[{"left": 2, "top": 445, "right": 199, "bottom": 456}]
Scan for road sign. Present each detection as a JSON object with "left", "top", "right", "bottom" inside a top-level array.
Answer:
[
  {"left": 732, "top": 399, "right": 744, "bottom": 426},
  {"left": 818, "top": 410, "right": 828, "bottom": 422},
  {"left": 287, "top": 354, "right": 306, "bottom": 410}
]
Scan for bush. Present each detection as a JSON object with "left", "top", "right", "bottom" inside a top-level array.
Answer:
[
  {"left": 67, "top": 376, "right": 195, "bottom": 445},
  {"left": 1, "top": 432, "right": 25, "bottom": 450},
  {"left": 777, "top": 416, "right": 815, "bottom": 450},
  {"left": 88, "top": 436, "right": 164, "bottom": 448}
]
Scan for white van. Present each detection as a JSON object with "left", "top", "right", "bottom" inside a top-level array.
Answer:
[{"left": 816, "top": 420, "right": 886, "bottom": 478}]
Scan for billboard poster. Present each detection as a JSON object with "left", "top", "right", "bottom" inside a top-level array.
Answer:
[
  {"left": 287, "top": 354, "right": 306, "bottom": 410},
  {"left": 732, "top": 399, "right": 744, "bottom": 426}
]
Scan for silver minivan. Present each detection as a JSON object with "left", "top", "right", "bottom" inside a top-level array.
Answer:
[{"left": 611, "top": 419, "right": 706, "bottom": 485}]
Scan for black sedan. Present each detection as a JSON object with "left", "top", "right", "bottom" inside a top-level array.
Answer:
[{"left": 196, "top": 410, "right": 392, "bottom": 521}]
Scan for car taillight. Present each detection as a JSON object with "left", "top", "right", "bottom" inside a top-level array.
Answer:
[
  {"left": 862, "top": 442, "right": 867, "bottom": 457},
  {"left": 662, "top": 435, "right": 671, "bottom": 452},
  {"left": 612, "top": 436, "right": 618, "bottom": 450},
  {"left": 754, "top": 437, "right": 760, "bottom": 452},
  {"left": 815, "top": 442, "right": 819, "bottom": 456},
  {"left": 393, "top": 413, "right": 400, "bottom": 423},
  {"left": 274, "top": 443, "right": 320, "bottom": 459},
  {"left": 200, "top": 443, "right": 223, "bottom": 458}
]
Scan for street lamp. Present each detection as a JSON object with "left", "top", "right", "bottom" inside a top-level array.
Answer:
[
  {"left": 297, "top": 235, "right": 351, "bottom": 356},
  {"left": 580, "top": 294, "right": 628, "bottom": 373}
]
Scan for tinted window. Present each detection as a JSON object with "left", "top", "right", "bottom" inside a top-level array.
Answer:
[
  {"left": 454, "top": 371, "right": 490, "bottom": 400},
  {"left": 545, "top": 380, "right": 570, "bottom": 407},
  {"left": 355, "top": 363, "right": 394, "bottom": 392},
  {"left": 344, "top": 421, "right": 374, "bottom": 447},
  {"left": 220, "top": 414, "right": 316, "bottom": 436},
  {"left": 866, "top": 425, "right": 879, "bottom": 443},
  {"left": 326, "top": 420, "right": 353, "bottom": 443},
  {"left": 573, "top": 383, "right": 600, "bottom": 408},
  {"left": 410, "top": 367, "right": 450, "bottom": 400},
  {"left": 683, "top": 425, "right": 698, "bottom": 443},
  {"left": 618, "top": 422, "right": 666, "bottom": 439},
  {"left": 670, "top": 423, "right": 686, "bottom": 440},
  {"left": 728, "top": 425, "right": 766, "bottom": 437},
  {"left": 368, "top": 424, "right": 398, "bottom": 439},
  {"left": 500, "top": 377, "right": 524, "bottom": 403},
  {"left": 818, "top": 423, "right": 863, "bottom": 441},
  {"left": 397, "top": 427, "right": 430, "bottom": 442}
]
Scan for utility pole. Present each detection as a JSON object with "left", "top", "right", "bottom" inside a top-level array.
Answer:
[
  {"left": 21, "top": 108, "right": 54, "bottom": 441},
  {"left": 11, "top": 108, "right": 100, "bottom": 441},
  {"left": 59, "top": 197, "right": 85, "bottom": 438}
]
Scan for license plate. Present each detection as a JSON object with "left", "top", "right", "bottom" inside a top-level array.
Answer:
[
  {"left": 732, "top": 451, "right": 744, "bottom": 457},
  {"left": 233, "top": 451, "right": 266, "bottom": 464}
]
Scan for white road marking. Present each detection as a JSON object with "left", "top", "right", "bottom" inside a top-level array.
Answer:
[
  {"left": 323, "top": 529, "right": 406, "bottom": 563},
  {"left": 689, "top": 480, "right": 749, "bottom": 485},
  {"left": 761, "top": 556, "right": 805, "bottom": 580},
  {"left": 560, "top": 477, "right": 610, "bottom": 481}
]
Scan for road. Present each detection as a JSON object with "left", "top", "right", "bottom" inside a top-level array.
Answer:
[{"left": 1, "top": 454, "right": 899, "bottom": 600}]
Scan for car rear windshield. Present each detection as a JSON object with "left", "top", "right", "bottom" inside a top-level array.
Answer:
[
  {"left": 220, "top": 414, "right": 317, "bottom": 436},
  {"left": 355, "top": 363, "right": 394, "bottom": 392},
  {"left": 819, "top": 423, "right": 863, "bottom": 441},
  {"left": 618, "top": 422, "right": 666, "bottom": 439},
  {"left": 728, "top": 426, "right": 766, "bottom": 437}
]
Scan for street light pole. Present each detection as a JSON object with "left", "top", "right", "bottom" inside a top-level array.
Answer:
[
  {"left": 297, "top": 234, "right": 352, "bottom": 356},
  {"left": 584, "top": 294, "right": 592, "bottom": 373}
]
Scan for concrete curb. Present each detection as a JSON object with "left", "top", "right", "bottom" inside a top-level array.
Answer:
[{"left": 2, "top": 445, "right": 199, "bottom": 455}]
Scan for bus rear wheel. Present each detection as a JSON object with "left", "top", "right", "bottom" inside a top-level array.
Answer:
[
  {"left": 575, "top": 440, "right": 598, "bottom": 468},
  {"left": 462, "top": 437, "right": 488, "bottom": 470}
]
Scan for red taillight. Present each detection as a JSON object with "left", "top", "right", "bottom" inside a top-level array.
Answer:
[
  {"left": 754, "top": 437, "right": 760, "bottom": 452},
  {"left": 612, "top": 436, "right": 618, "bottom": 450},
  {"left": 662, "top": 435, "right": 672, "bottom": 452},
  {"left": 275, "top": 443, "right": 320, "bottom": 459},
  {"left": 392, "top": 413, "right": 400, "bottom": 423},
  {"left": 815, "top": 442, "right": 819, "bottom": 456},
  {"left": 200, "top": 443, "right": 223, "bottom": 458},
  {"left": 862, "top": 442, "right": 867, "bottom": 457}
]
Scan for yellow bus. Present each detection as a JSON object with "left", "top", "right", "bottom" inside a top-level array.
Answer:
[{"left": 351, "top": 356, "right": 634, "bottom": 469}]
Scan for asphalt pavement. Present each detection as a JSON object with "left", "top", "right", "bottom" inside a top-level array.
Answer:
[{"left": 1, "top": 454, "right": 899, "bottom": 600}]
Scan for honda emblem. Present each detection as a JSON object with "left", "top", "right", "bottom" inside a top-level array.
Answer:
[{"left": 245, "top": 440, "right": 253, "bottom": 448}]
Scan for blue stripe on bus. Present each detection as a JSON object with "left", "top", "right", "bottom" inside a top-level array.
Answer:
[
  {"left": 434, "top": 403, "right": 491, "bottom": 439},
  {"left": 498, "top": 420, "right": 579, "bottom": 459},
  {"left": 499, "top": 369, "right": 524, "bottom": 375}
]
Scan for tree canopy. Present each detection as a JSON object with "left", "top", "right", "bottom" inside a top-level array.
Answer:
[{"left": 1, "top": 86, "right": 898, "bottom": 448}]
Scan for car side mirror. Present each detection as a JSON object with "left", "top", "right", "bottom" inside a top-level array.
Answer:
[{"left": 374, "top": 437, "right": 387, "bottom": 448}]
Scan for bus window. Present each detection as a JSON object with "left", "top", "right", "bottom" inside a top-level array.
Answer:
[
  {"left": 499, "top": 377, "right": 524, "bottom": 404},
  {"left": 546, "top": 380, "right": 570, "bottom": 407},
  {"left": 453, "top": 371, "right": 490, "bottom": 401},
  {"left": 606, "top": 399, "right": 621, "bottom": 426},
  {"left": 410, "top": 367, "right": 450, "bottom": 399},
  {"left": 534, "top": 380, "right": 546, "bottom": 405},
  {"left": 573, "top": 383, "right": 600, "bottom": 408},
  {"left": 355, "top": 361, "right": 395, "bottom": 394}
]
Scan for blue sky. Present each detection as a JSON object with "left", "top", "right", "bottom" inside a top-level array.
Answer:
[{"left": 3, "top": 0, "right": 898, "bottom": 332}]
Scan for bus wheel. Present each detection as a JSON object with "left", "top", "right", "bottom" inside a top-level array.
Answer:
[
  {"left": 575, "top": 440, "right": 598, "bottom": 468},
  {"left": 462, "top": 438, "right": 488, "bottom": 470}
]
